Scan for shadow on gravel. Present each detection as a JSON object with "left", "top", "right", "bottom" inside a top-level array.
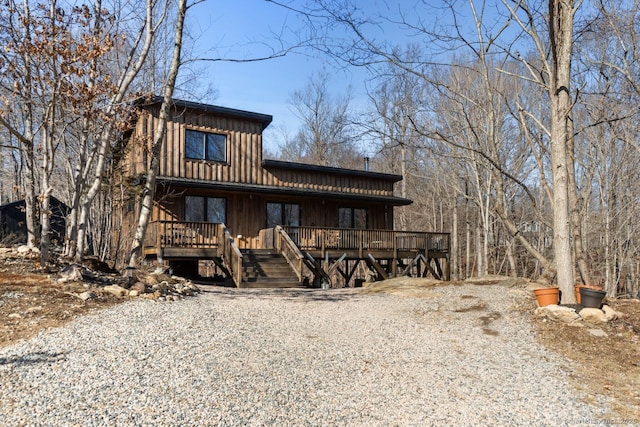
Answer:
[
  {"left": 0, "top": 351, "right": 67, "bottom": 367},
  {"left": 197, "top": 285, "right": 362, "bottom": 302}
]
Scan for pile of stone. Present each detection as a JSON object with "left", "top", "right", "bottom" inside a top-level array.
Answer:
[
  {"left": 120, "top": 270, "right": 201, "bottom": 301},
  {"left": 535, "top": 303, "right": 622, "bottom": 324},
  {"left": 534, "top": 303, "right": 623, "bottom": 337},
  {"left": 57, "top": 264, "right": 200, "bottom": 302}
]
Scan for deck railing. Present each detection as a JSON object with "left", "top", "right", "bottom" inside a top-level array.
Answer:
[
  {"left": 281, "top": 226, "right": 450, "bottom": 253},
  {"left": 220, "top": 224, "right": 243, "bottom": 287},
  {"left": 144, "top": 220, "right": 221, "bottom": 249},
  {"left": 275, "top": 225, "right": 305, "bottom": 281}
]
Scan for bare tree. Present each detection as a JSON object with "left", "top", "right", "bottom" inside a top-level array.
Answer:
[
  {"left": 74, "top": 0, "right": 173, "bottom": 262},
  {"left": 279, "top": 70, "right": 362, "bottom": 168},
  {"left": 128, "top": 0, "right": 188, "bottom": 267}
]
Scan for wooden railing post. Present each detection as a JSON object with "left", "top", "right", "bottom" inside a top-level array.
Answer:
[{"left": 275, "top": 226, "right": 305, "bottom": 282}]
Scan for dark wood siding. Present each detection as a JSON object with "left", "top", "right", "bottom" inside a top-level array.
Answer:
[
  {"left": 126, "top": 107, "right": 398, "bottom": 198},
  {"left": 152, "top": 186, "right": 393, "bottom": 247},
  {"left": 120, "top": 103, "right": 404, "bottom": 249}
]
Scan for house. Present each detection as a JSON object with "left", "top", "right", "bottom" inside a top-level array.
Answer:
[
  {"left": 118, "top": 97, "right": 449, "bottom": 287},
  {"left": 0, "top": 196, "right": 69, "bottom": 245}
]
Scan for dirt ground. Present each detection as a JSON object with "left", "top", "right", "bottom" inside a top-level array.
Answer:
[
  {"left": 0, "top": 251, "right": 122, "bottom": 347},
  {"left": 534, "top": 297, "right": 640, "bottom": 423},
  {"left": 1, "top": 253, "right": 639, "bottom": 423}
]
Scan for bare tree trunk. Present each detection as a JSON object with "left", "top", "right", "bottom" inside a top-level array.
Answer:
[
  {"left": 22, "top": 146, "right": 37, "bottom": 249},
  {"left": 566, "top": 104, "right": 592, "bottom": 286},
  {"left": 400, "top": 144, "right": 407, "bottom": 231},
  {"left": 507, "top": 239, "right": 517, "bottom": 277},
  {"left": 465, "top": 198, "right": 471, "bottom": 279},
  {"left": 548, "top": 0, "right": 577, "bottom": 302},
  {"left": 128, "top": 0, "right": 187, "bottom": 267},
  {"left": 75, "top": 0, "right": 164, "bottom": 262},
  {"left": 451, "top": 201, "right": 459, "bottom": 281},
  {"left": 482, "top": 193, "right": 490, "bottom": 276},
  {"left": 40, "top": 127, "right": 54, "bottom": 266},
  {"left": 475, "top": 223, "right": 483, "bottom": 277}
]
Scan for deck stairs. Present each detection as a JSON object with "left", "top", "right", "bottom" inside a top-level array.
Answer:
[{"left": 240, "top": 249, "right": 304, "bottom": 288}]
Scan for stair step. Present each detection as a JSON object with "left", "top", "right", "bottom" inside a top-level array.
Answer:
[
  {"left": 244, "top": 265, "right": 294, "bottom": 271},
  {"left": 240, "top": 278, "right": 305, "bottom": 288},
  {"left": 238, "top": 249, "right": 301, "bottom": 287},
  {"left": 241, "top": 249, "right": 280, "bottom": 256}
]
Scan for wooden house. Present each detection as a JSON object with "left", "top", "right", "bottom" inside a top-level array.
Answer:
[{"left": 119, "top": 97, "right": 449, "bottom": 287}]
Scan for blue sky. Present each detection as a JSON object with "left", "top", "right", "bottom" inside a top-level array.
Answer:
[
  {"left": 185, "top": 1, "right": 402, "bottom": 153},
  {"left": 183, "top": 1, "right": 504, "bottom": 154}
]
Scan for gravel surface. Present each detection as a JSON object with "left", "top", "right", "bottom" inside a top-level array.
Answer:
[{"left": 0, "top": 283, "right": 610, "bottom": 426}]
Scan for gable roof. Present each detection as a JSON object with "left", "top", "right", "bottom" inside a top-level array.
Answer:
[{"left": 138, "top": 96, "right": 273, "bottom": 130}]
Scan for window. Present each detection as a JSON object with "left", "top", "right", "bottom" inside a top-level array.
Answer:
[
  {"left": 266, "top": 202, "right": 300, "bottom": 228},
  {"left": 185, "top": 130, "right": 227, "bottom": 162},
  {"left": 338, "top": 207, "right": 368, "bottom": 229},
  {"left": 185, "top": 196, "right": 226, "bottom": 223}
]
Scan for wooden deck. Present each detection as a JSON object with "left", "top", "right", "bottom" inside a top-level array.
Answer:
[
  {"left": 143, "top": 221, "right": 450, "bottom": 286},
  {"left": 143, "top": 220, "right": 222, "bottom": 259},
  {"left": 279, "top": 226, "right": 449, "bottom": 256}
]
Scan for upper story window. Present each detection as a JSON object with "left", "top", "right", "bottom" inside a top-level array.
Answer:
[{"left": 185, "top": 129, "right": 227, "bottom": 162}]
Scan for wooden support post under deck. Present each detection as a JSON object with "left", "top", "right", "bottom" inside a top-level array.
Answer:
[{"left": 367, "top": 254, "right": 389, "bottom": 280}]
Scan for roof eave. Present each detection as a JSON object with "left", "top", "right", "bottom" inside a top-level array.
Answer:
[
  {"left": 262, "top": 159, "right": 403, "bottom": 182},
  {"left": 137, "top": 96, "right": 273, "bottom": 130},
  {"left": 156, "top": 177, "right": 413, "bottom": 206}
]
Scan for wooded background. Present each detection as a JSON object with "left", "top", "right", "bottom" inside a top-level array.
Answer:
[{"left": 1, "top": 1, "right": 639, "bottom": 299}]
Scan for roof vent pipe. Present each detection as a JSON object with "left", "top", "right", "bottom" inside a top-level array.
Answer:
[{"left": 364, "top": 157, "right": 370, "bottom": 172}]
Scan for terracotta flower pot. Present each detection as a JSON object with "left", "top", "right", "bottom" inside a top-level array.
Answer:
[
  {"left": 574, "top": 285, "right": 586, "bottom": 304},
  {"left": 579, "top": 287, "right": 607, "bottom": 309},
  {"left": 533, "top": 287, "right": 559, "bottom": 307}
]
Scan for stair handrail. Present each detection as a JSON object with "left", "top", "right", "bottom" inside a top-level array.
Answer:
[
  {"left": 275, "top": 225, "right": 305, "bottom": 282},
  {"left": 219, "top": 223, "right": 243, "bottom": 287}
]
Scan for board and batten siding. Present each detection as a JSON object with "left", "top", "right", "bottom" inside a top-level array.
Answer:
[{"left": 127, "top": 107, "right": 397, "bottom": 197}]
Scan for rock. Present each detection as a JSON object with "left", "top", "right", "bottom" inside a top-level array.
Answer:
[
  {"left": 82, "top": 256, "right": 116, "bottom": 274},
  {"left": 151, "top": 281, "right": 169, "bottom": 293},
  {"left": 587, "top": 328, "right": 608, "bottom": 337},
  {"left": 58, "top": 264, "right": 84, "bottom": 283},
  {"left": 365, "top": 270, "right": 376, "bottom": 283},
  {"left": 130, "top": 282, "right": 147, "bottom": 294},
  {"left": 535, "top": 304, "right": 580, "bottom": 324},
  {"left": 25, "top": 306, "right": 43, "bottom": 313},
  {"left": 128, "top": 290, "right": 139, "bottom": 297},
  {"left": 8, "top": 313, "right": 22, "bottom": 319},
  {"left": 102, "top": 284, "right": 128, "bottom": 297},
  {"left": 77, "top": 291, "right": 96, "bottom": 301},
  {"left": 579, "top": 307, "right": 607, "bottom": 323},
  {"left": 17, "top": 245, "right": 39, "bottom": 254},
  {"left": 602, "top": 305, "right": 622, "bottom": 321},
  {"left": 567, "top": 321, "right": 585, "bottom": 328}
]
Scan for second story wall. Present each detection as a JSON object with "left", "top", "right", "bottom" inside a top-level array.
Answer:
[
  {"left": 128, "top": 103, "right": 268, "bottom": 184},
  {"left": 125, "top": 100, "right": 402, "bottom": 199}
]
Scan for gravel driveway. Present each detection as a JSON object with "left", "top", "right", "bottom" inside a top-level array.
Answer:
[{"left": 0, "top": 282, "right": 609, "bottom": 426}]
